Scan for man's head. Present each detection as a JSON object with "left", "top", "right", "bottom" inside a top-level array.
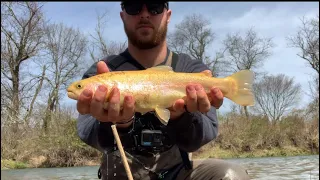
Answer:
[{"left": 120, "top": 0, "right": 171, "bottom": 49}]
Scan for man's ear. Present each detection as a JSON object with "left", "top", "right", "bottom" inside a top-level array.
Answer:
[
  {"left": 120, "top": 11, "right": 124, "bottom": 21},
  {"left": 166, "top": 9, "right": 172, "bottom": 23}
]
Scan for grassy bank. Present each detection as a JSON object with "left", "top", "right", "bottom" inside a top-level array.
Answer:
[
  {"left": 1, "top": 159, "right": 29, "bottom": 170},
  {"left": 194, "top": 109, "right": 319, "bottom": 159},
  {"left": 193, "top": 145, "right": 316, "bottom": 159},
  {"left": 1, "top": 110, "right": 102, "bottom": 170},
  {"left": 2, "top": 146, "right": 317, "bottom": 170},
  {"left": 1, "top": 108, "right": 319, "bottom": 170}
]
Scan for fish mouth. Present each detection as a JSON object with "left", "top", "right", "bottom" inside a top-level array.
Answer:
[{"left": 67, "top": 91, "right": 78, "bottom": 100}]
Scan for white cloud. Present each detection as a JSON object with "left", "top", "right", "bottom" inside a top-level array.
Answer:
[
  {"left": 190, "top": 3, "right": 319, "bottom": 112},
  {"left": 42, "top": 2, "right": 318, "bottom": 113}
]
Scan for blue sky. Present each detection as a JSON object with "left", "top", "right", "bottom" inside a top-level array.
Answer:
[{"left": 42, "top": 2, "right": 319, "bottom": 114}]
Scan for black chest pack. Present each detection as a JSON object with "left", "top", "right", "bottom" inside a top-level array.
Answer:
[{"left": 103, "top": 51, "right": 192, "bottom": 171}]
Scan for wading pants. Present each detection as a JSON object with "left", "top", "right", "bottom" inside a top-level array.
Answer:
[
  {"left": 175, "top": 158, "right": 250, "bottom": 180},
  {"left": 99, "top": 157, "right": 251, "bottom": 180}
]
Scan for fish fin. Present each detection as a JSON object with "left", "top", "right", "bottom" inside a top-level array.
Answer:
[
  {"left": 154, "top": 107, "right": 170, "bottom": 125},
  {"left": 140, "top": 111, "right": 148, "bottom": 115},
  {"left": 226, "top": 70, "right": 255, "bottom": 106},
  {"left": 146, "top": 65, "right": 173, "bottom": 72},
  {"left": 201, "top": 70, "right": 212, "bottom": 77}
]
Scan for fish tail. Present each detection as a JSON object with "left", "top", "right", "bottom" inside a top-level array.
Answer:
[{"left": 226, "top": 70, "right": 255, "bottom": 106}]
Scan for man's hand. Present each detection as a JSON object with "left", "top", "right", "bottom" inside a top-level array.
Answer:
[
  {"left": 169, "top": 70, "right": 224, "bottom": 120},
  {"left": 76, "top": 61, "right": 135, "bottom": 128}
]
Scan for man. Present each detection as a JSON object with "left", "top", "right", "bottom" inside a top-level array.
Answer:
[{"left": 76, "top": 1, "right": 250, "bottom": 180}]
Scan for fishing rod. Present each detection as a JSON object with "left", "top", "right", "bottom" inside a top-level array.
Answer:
[{"left": 111, "top": 124, "right": 134, "bottom": 180}]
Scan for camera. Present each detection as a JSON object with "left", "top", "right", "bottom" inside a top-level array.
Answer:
[{"left": 140, "top": 129, "right": 163, "bottom": 147}]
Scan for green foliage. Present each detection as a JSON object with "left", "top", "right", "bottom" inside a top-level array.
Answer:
[{"left": 1, "top": 160, "right": 28, "bottom": 169}]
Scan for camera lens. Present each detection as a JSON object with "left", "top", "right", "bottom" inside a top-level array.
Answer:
[{"left": 154, "top": 134, "right": 161, "bottom": 142}]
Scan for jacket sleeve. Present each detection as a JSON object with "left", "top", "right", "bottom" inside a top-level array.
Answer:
[
  {"left": 76, "top": 61, "right": 133, "bottom": 152},
  {"left": 166, "top": 54, "right": 219, "bottom": 152}
]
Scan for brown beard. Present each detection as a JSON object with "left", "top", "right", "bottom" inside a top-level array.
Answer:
[{"left": 124, "top": 19, "right": 167, "bottom": 50}]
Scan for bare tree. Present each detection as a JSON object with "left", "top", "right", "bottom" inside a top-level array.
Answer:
[
  {"left": 168, "top": 13, "right": 214, "bottom": 61},
  {"left": 167, "top": 32, "right": 187, "bottom": 55},
  {"left": 308, "top": 75, "right": 319, "bottom": 101},
  {"left": 42, "top": 22, "right": 87, "bottom": 132},
  {"left": 167, "top": 13, "right": 224, "bottom": 76},
  {"left": 1, "top": 2, "right": 46, "bottom": 131},
  {"left": 287, "top": 15, "right": 319, "bottom": 74},
  {"left": 222, "top": 28, "right": 274, "bottom": 119},
  {"left": 88, "top": 10, "right": 127, "bottom": 64},
  {"left": 306, "top": 75, "right": 319, "bottom": 119},
  {"left": 288, "top": 15, "right": 319, "bottom": 117},
  {"left": 22, "top": 65, "right": 46, "bottom": 125},
  {"left": 222, "top": 28, "right": 274, "bottom": 76},
  {"left": 253, "top": 74, "right": 301, "bottom": 123}
]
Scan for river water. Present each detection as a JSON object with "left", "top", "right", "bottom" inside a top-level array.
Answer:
[{"left": 1, "top": 155, "right": 319, "bottom": 180}]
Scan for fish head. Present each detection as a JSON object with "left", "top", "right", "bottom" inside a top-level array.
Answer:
[{"left": 67, "top": 79, "right": 99, "bottom": 100}]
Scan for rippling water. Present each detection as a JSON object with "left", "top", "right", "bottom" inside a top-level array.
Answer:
[
  {"left": 227, "top": 155, "right": 319, "bottom": 180},
  {"left": 1, "top": 155, "right": 319, "bottom": 180}
]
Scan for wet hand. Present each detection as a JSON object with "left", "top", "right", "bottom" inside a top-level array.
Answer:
[{"left": 76, "top": 61, "right": 135, "bottom": 127}]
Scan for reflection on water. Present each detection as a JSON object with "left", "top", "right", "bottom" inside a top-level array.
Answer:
[{"left": 1, "top": 155, "right": 319, "bottom": 180}]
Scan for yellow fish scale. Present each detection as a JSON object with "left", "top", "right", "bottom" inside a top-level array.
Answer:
[{"left": 67, "top": 66, "right": 255, "bottom": 125}]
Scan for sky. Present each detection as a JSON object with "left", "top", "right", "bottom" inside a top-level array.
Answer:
[{"left": 41, "top": 2, "right": 319, "bottom": 114}]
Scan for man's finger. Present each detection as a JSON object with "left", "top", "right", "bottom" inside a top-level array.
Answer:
[
  {"left": 195, "top": 85, "right": 211, "bottom": 113},
  {"left": 97, "top": 61, "right": 110, "bottom": 74},
  {"left": 121, "top": 95, "right": 135, "bottom": 121},
  {"left": 169, "top": 99, "right": 185, "bottom": 120},
  {"left": 77, "top": 89, "right": 93, "bottom": 114},
  {"left": 172, "top": 99, "right": 185, "bottom": 112},
  {"left": 90, "top": 85, "right": 109, "bottom": 121},
  {"left": 186, "top": 84, "right": 198, "bottom": 112},
  {"left": 210, "top": 87, "right": 224, "bottom": 109},
  {"left": 107, "top": 87, "right": 121, "bottom": 122}
]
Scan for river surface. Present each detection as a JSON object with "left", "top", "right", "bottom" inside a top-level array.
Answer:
[{"left": 1, "top": 155, "right": 319, "bottom": 180}]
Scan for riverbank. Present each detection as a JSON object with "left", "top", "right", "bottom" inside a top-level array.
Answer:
[
  {"left": 2, "top": 106, "right": 318, "bottom": 170},
  {"left": 2, "top": 146, "right": 318, "bottom": 170},
  {"left": 193, "top": 146, "right": 318, "bottom": 159},
  {"left": 1, "top": 158, "right": 101, "bottom": 170}
]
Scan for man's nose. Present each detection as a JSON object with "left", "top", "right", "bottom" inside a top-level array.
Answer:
[{"left": 139, "top": 4, "right": 150, "bottom": 18}]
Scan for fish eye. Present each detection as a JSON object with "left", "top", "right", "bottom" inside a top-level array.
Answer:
[{"left": 76, "top": 84, "right": 82, "bottom": 89}]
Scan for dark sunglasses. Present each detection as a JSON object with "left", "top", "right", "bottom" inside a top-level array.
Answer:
[{"left": 121, "top": 2, "right": 168, "bottom": 16}]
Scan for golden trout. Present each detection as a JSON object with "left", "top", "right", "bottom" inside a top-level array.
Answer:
[{"left": 67, "top": 66, "right": 255, "bottom": 125}]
